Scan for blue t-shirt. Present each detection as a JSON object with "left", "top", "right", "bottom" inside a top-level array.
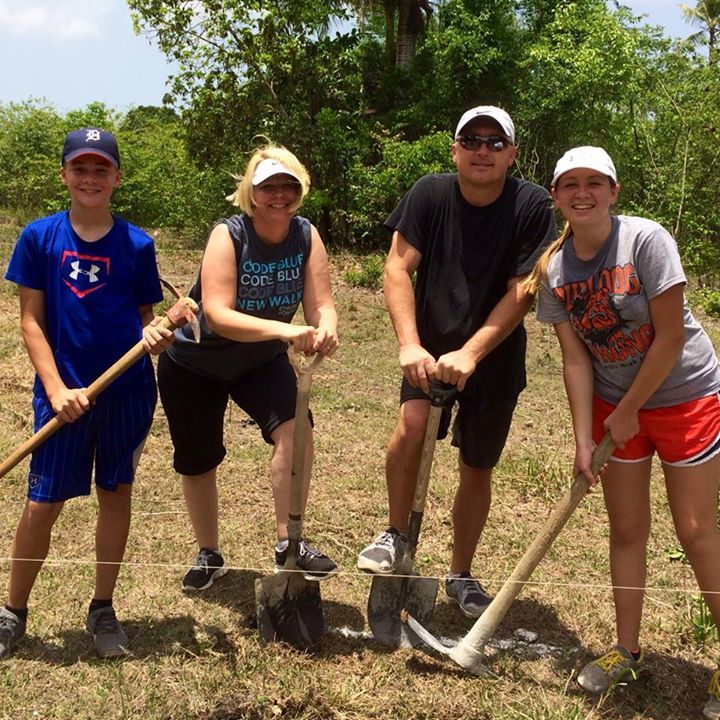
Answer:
[{"left": 5, "top": 211, "right": 163, "bottom": 397}]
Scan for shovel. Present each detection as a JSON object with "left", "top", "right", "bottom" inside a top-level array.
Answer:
[
  {"left": 368, "top": 382, "right": 456, "bottom": 648},
  {"left": 255, "top": 354, "right": 325, "bottom": 650},
  {"left": 0, "top": 284, "right": 199, "bottom": 480},
  {"left": 406, "top": 432, "right": 615, "bottom": 676}
]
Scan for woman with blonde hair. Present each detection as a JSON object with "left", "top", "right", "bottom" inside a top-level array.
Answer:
[
  {"left": 529, "top": 146, "right": 720, "bottom": 718},
  {"left": 158, "top": 143, "right": 339, "bottom": 590}
]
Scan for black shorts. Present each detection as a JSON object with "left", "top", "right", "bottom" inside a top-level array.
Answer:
[
  {"left": 400, "top": 378, "right": 517, "bottom": 469},
  {"left": 158, "top": 352, "right": 311, "bottom": 476}
]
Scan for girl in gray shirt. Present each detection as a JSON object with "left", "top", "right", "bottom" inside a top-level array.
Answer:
[{"left": 525, "top": 146, "right": 720, "bottom": 718}]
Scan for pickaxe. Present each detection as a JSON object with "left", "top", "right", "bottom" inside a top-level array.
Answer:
[
  {"left": 0, "top": 278, "right": 200, "bottom": 480},
  {"left": 406, "top": 433, "right": 615, "bottom": 676}
]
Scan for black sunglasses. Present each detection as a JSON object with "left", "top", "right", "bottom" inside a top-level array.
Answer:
[{"left": 458, "top": 135, "right": 511, "bottom": 152}]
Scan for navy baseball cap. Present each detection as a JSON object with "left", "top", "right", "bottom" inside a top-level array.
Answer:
[{"left": 62, "top": 127, "right": 120, "bottom": 168}]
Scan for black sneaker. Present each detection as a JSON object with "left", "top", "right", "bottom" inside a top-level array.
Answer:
[
  {"left": 182, "top": 548, "right": 228, "bottom": 591},
  {"left": 275, "top": 539, "right": 338, "bottom": 581}
]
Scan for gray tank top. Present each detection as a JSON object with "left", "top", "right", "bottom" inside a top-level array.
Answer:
[{"left": 167, "top": 214, "right": 312, "bottom": 381}]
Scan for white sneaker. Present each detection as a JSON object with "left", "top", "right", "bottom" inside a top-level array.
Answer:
[{"left": 357, "top": 529, "right": 407, "bottom": 574}]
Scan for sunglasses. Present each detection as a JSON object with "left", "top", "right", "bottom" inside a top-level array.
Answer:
[
  {"left": 254, "top": 181, "right": 301, "bottom": 194},
  {"left": 457, "top": 135, "right": 511, "bottom": 152}
]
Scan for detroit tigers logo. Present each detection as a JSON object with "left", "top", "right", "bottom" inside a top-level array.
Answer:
[{"left": 60, "top": 250, "right": 110, "bottom": 298}]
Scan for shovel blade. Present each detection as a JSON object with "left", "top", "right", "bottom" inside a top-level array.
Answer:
[
  {"left": 255, "top": 571, "right": 324, "bottom": 650},
  {"left": 368, "top": 573, "right": 438, "bottom": 648}
]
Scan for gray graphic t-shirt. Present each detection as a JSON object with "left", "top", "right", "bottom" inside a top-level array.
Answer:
[
  {"left": 537, "top": 215, "right": 720, "bottom": 408},
  {"left": 168, "top": 214, "right": 311, "bottom": 381}
]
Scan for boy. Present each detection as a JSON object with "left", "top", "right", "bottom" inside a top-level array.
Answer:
[{"left": 0, "top": 127, "right": 172, "bottom": 659}]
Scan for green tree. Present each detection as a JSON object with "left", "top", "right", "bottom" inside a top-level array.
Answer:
[{"left": 0, "top": 101, "right": 65, "bottom": 218}]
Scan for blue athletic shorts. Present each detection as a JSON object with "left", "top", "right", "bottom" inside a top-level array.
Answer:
[
  {"left": 400, "top": 378, "right": 517, "bottom": 469},
  {"left": 28, "top": 384, "right": 157, "bottom": 503},
  {"left": 158, "top": 351, "right": 312, "bottom": 477}
]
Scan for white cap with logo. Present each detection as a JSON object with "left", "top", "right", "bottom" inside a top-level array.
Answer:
[
  {"left": 454, "top": 105, "right": 515, "bottom": 144},
  {"left": 552, "top": 146, "right": 617, "bottom": 187},
  {"left": 252, "top": 158, "right": 302, "bottom": 186}
]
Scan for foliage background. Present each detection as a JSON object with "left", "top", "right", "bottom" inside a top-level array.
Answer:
[{"left": 0, "top": 0, "right": 718, "bottom": 277}]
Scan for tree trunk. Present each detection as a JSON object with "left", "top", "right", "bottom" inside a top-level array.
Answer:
[
  {"left": 385, "top": 0, "right": 397, "bottom": 68},
  {"left": 395, "top": 0, "right": 422, "bottom": 70}
]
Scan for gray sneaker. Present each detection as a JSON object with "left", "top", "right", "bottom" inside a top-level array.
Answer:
[
  {"left": 445, "top": 573, "right": 492, "bottom": 618},
  {"left": 0, "top": 607, "right": 26, "bottom": 658},
  {"left": 704, "top": 669, "right": 720, "bottom": 719},
  {"left": 357, "top": 529, "right": 407, "bottom": 574},
  {"left": 577, "top": 645, "right": 644, "bottom": 693},
  {"left": 86, "top": 606, "right": 128, "bottom": 658}
]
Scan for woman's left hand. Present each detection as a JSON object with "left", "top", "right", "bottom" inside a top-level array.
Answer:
[
  {"left": 142, "top": 317, "right": 175, "bottom": 355},
  {"left": 313, "top": 324, "right": 339, "bottom": 357}
]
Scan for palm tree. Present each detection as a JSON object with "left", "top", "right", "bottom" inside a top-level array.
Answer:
[
  {"left": 680, "top": 0, "right": 720, "bottom": 64},
  {"left": 351, "top": 0, "right": 434, "bottom": 69}
]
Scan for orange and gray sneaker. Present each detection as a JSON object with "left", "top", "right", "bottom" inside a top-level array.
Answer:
[
  {"left": 577, "top": 645, "right": 644, "bottom": 693},
  {"left": 704, "top": 669, "right": 720, "bottom": 719}
]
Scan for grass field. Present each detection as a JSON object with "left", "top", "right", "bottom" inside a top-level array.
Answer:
[{"left": 0, "top": 217, "right": 719, "bottom": 719}]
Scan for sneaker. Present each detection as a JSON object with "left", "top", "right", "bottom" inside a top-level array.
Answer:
[
  {"left": 357, "top": 529, "right": 408, "bottom": 574},
  {"left": 704, "top": 669, "right": 720, "bottom": 719},
  {"left": 275, "top": 539, "right": 338, "bottom": 581},
  {"left": 182, "top": 548, "right": 228, "bottom": 591},
  {"left": 0, "top": 607, "right": 26, "bottom": 659},
  {"left": 445, "top": 573, "right": 493, "bottom": 618},
  {"left": 577, "top": 645, "right": 644, "bottom": 693},
  {"left": 85, "top": 606, "right": 128, "bottom": 658}
]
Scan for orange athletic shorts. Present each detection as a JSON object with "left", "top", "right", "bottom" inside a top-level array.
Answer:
[{"left": 592, "top": 393, "right": 720, "bottom": 466}]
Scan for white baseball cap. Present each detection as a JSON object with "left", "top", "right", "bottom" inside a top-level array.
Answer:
[
  {"left": 552, "top": 146, "right": 617, "bottom": 187},
  {"left": 252, "top": 158, "right": 302, "bottom": 186},
  {"left": 454, "top": 105, "right": 515, "bottom": 144}
]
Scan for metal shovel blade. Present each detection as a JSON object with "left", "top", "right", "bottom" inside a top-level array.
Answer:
[
  {"left": 255, "top": 571, "right": 324, "bottom": 650},
  {"left": 368, "top": 572, "right": 438, "bottom": 648}
]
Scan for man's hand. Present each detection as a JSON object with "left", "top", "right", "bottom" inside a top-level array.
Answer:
[
  {"left": 433, "top": 348, "right": 477, "bottom": 391},
  {"left": 48, "top": 387, "right": 90, "bottom": 423},
  {"left": 399, "top": 343, "right": 436, "bottom": 395}
]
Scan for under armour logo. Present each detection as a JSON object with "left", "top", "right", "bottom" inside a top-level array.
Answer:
[
  {"left": 86, "top": 129, "right": 101, "bottom": 142},
  {"left": 70, "top": 261, "right": 100, "bottom": 283}
]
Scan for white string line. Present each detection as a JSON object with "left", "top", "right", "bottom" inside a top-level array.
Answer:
[{"left": 0, "top": 556, "right": 714, "bottom": 596}]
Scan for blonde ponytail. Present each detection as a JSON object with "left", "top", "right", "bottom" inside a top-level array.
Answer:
[{"left": 522, "top": 222, "right": 571, "bottom": 296}]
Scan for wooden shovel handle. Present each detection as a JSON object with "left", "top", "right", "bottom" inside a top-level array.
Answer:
[
  {"left": 287, "top": 354, "right": 324, "bottom": 538},
  {"left": 458, "top": 433, "right": 615, "bottom": 652},
  {"left": 407, "top": 383, "right": 457, "bottom": 558},
  {"left": 0, "top": 299, "right": 196, "bottom": 481}
]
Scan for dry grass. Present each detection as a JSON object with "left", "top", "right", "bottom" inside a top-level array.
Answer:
[{"left": 0, "top": 219, "right": 718, "bottom": 719}]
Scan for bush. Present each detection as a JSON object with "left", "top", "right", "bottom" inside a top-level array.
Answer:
[{"left": 343, "top": 254, "right": 385, "bottom": 289}]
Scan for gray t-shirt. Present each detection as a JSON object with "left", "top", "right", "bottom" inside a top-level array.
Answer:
[{"left": 537, "top": 215, "right": 720, "bottom": 408}]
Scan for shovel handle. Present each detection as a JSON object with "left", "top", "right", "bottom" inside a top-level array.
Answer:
[
  {"left": 287, "top": 354, "right": 324, "bottom": 540},
  {"left": 457, "top": 432, "right": 615, "bottom": 653},
  {"left": 407, "top": 383, "right": 457, "bottom": 558},
  {"left": 0, "top": 297, "right": 198, "bottom": 481}
]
